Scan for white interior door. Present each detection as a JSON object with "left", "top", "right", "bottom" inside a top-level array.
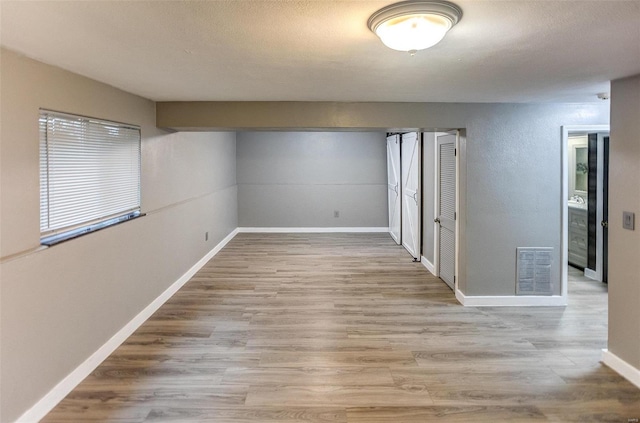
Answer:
[
  {"left": 401, "top": 132, "right": 421, "bottom": 259},
  {"left": 436, "top": 133, "right": 457, "bottom": 289},
  {"left": 387, "top": 135, "right": 401, "bottom": 244}
]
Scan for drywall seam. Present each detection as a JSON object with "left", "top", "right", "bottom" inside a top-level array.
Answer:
[
  {"left": 145, "top": 185, "right": 237, "bottom": 216},
  {"left": 14, "top": 228, "right": 239, "bottom": 423}
]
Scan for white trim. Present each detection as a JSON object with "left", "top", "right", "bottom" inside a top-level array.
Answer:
[
  {"left": 455, "top": 287, "right": 567, "bottom": 307},
  {"left": 400, "top": 132, "right": 421, "bottom": 260},
  {"left": 432, "top": 135, "right": 439, "bottom": 277},
  {"left": 237, "top": 227, "right": 388, "bottom": 233},
  {"left": 584, "top": 267, "right": 598, "bottom": 280},
  {"left": 387, "top": 134, "right": 402, "bottom": 245},
  {"left": 601, "top": 349, "right": 640, "bottom": 389},
  {"left": 454, "top": 131, "right": 460, "bottom": 292},
  {"left": 420, "top": 255, "right": 435, "bottom": 275},
  {"left": 434, "top": 132, "right": 457, "bottom": 289},
  {"left": 14, "top": 228, "right": 239, "bottom": 423}
]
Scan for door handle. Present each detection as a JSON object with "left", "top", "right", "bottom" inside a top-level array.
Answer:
[
  {"left": 601, "top": 221, "right": 608, "bottom": 228},
  {"left": 434, "top": 217, "right": 441, "bottom": 224}
]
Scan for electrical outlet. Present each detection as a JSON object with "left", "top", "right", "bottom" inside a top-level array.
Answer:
[
  {"left": 205, "top": 231, "right": 209, "bottom": 241},
  {"left": 334, "top": 210, "right": 340, "bottom": 218},
  {"left": 623, "top": 212, "right": 635, "bottom": 230}
]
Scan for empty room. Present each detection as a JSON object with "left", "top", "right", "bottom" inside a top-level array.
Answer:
[{"left": 1, "top": 1, "right": 639, "bottom": 422}]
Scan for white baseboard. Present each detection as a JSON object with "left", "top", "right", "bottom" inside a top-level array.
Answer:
[
  {"left": 601, "top": 349, "right": 640, "bottom": 389},
  {"left": 15, "top": 228, "right": 239, "bottom": 423},
  {"left": 455, "top": 288, "right": 567, "bottom": 307},
  {"left": 583, "top": 268, "right": 600, "bottom": 281},
  {"left": 420, "top": 255, "right": 436, "bottom": 275},
  {"left": 237, "top": 227, "right": 388, "bottom": 233}
]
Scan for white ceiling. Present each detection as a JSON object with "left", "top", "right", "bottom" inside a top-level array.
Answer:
[{"left": 1, "top": 1, "right": 639, "bottom": 103}]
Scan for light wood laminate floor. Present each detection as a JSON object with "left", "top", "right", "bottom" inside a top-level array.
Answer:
[{"left": 43, "top": 233, "right": 640, "bottom": 422}]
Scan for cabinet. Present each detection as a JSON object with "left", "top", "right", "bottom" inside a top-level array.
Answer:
[{"left": 568, "top": 206, "right": 588, "bottom": 268}]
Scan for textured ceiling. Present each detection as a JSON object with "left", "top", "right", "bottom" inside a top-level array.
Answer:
[{"left": 1, "top": 1, "right": 639, "bottom": 103}]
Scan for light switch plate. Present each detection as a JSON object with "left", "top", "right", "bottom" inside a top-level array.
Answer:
[{"left": 623, "top": 212, "right": 635, "bottom": 230}]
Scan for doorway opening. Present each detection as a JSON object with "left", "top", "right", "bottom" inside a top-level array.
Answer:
[
  {"left": 562, "top": 125, "right": 610, "bottom": 298},
  {"left": 388, "top": 130, "right": 462, "bottom": 293}
]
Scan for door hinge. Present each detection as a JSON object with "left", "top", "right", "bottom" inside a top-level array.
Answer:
[
  {"left": 454, "top": 212, "right": 457, "bottom": 220},
  {"left": 454, "top": 148, "right": 457, "bottom": 156}
]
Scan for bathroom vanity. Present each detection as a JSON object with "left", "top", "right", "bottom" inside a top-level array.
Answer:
[
  {"left": 568, "top": 135, "right": 589, "bottom": 269},
  {"left": 568, "top": 203, "right": 588, "bottom": 268}
]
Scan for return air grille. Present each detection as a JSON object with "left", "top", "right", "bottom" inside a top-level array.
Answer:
[{"left": 516, "top": 247, "right": 553, "bottom": 295}]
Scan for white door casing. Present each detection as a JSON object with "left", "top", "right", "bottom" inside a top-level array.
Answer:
[
  {"left": 401, "top": 132, "right": 421, "bottom": 259},
  {"left": 387, "top": 135, "right": 401, "bottom": 244},
  {"left": 560, "top": 125, "right": 609, "bottom": 302},
  {"left": 436, "top": 132, "right": 457, "bottom": 289}
]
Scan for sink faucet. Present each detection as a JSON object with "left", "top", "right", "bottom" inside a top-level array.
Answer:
[{"left": 570, "top": 195, "right": 585, "bottom": 204}]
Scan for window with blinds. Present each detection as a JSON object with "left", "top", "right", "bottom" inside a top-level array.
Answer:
[{"left": 39, "top": 110, "right": 141, "bottom": 245}]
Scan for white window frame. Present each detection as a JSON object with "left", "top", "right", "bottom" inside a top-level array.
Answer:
[{"left": 39, "top": 110, "right": 141, "bottom": 245}]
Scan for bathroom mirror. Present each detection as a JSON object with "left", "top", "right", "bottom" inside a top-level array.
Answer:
[
  {"left": 568, "top": 135, "right": 588, "bottom": 201},
  {"left": 575, "top": 146, "right": 588, "bottom": 194}
]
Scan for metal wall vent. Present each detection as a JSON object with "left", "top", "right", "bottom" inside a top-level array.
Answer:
[{"left": 516, "top": 247, "right": 553, "bottom": 295}]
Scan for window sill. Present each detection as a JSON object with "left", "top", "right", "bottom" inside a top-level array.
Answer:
[{"left": 41, "top": 212, "right": 145, "bottom": 247}]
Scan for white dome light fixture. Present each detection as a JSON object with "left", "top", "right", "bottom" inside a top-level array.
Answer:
[{"left": 368, "top": 0, "right": 462, "bottom": 55}]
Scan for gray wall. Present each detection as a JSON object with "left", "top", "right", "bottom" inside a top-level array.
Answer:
[
  {"left": 461, "top": 105, "right": 608, "bottom": 296},
  {"left": 457, "top": 104, "right": 612, "bottom": 296},
  {"left": 0, "top": 49, "right": 615, "bottom": 421},
  {"left": 0, "top": 48, "right": 238, "bottom": 422},
  {"left": 160, "top": 101, "right": 610, "bottom": 297},
  {"left": 608, "top": 74, "right": 640, "bottom": 370},
  {"left": 236, "top": 131, "right": 388, "bottom": 228}
]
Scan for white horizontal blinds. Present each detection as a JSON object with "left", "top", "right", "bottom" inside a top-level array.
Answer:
[
  {"left": 39, "top": 111, "right": 141, "bottom": 237},
  {"left": 39, "top": 114, "right": 50, "bottom": 230}
]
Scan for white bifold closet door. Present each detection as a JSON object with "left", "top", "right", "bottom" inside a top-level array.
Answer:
[
  {"left": 387, "top": 135, "right": 401, "bottom": 244},
  {"left": 436, "top": 132, "right": 457, "bottom": 289},
  {"left": 401, "top": 132, "right": 421, "bottom": 260}
]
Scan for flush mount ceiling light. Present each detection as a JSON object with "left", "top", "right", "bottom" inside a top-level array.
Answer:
[{"left": 368, "top": 0, "right": 462, "bottom": 54}]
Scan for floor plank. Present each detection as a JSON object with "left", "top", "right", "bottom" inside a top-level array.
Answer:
[
  {"left": 245, "top": 385, "right": 434, "bottom": 407},
  {"left": 346, "top": 406, "right": 546, "bottom": 422},
  {"left": 42, "top": 234, "right": 640, "bottom": 422}
]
